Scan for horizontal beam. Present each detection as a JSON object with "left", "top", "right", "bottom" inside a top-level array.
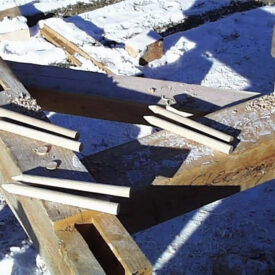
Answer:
[
  {"left": 83, "top": 94, "right": 275, "bottom": 233},
  {"left": 7, "top": 61, "right": 258, "bottom": 124}
]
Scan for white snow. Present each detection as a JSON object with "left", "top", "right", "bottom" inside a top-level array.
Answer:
[
  {"left": 0, "top": 0, "right": 274, "bottom": 274},
  {"left": 0, "top": 2, "right": 273, "bottom": 92},
  {"left": 0, "top": 16, "right": 27, "bottom": 33},
  {"left": 0, "top": 0, "right": 95, "bottom": 15},
  {"left": 134, "top": 180, "right": 275, "bottom": 274},
  {"left": 74, "top": 0, "right": 249, "bottom": 43},
  {"left": 125, "top": 30, "right": 162, "bottom": 56}
]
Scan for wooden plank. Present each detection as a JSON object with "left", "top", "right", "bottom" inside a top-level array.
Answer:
[
  {"left": 0, "top": 28, "right": 30, "bottom": 42},
  {"left": 83, "top": 94, "right": 275, "bottom": 233},
  {"left": 0, "top": 58, "right": 152, "bottom": 274},
  {"left": 0, "top": 6, "right": 21, "bottom": 21},
  {"left": 40, "top": 25, "right": 114, "bottom": 75},
  {"left": 7, "top": 61, "right": 259, "bottom": 124}
]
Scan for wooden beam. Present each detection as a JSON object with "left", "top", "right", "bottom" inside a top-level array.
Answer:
[
  {"left": 7, "top": 61, "right": 259, "bottom": 124},
  {"left": 83, "top": 94, "right": 275, "bottom": 233},
  {"left": 0, "top": 6, "right": 21, "bottom": 21},
  {"left": 40, "top": 25, "right": 114, "bottom": 75},
  {"left": 0, "top": 28, "right": 30, "bottom": 41},
  {"left": 0, "top": 58, "right": 151, "bottom": 274}
]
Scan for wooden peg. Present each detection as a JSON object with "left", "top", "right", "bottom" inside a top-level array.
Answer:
[
  {"left": 149, "top": 105, "right": 234, "bottom": 143},
  {"left": 0, "top": 107, "right": 79, "bottom": 139},
  {"left": 144, "top": 116, "right": 233, "bottom": 154},
  {"left": 0, "top": 120, "right": 82, "bottom": 152},
  {"left": 3, "top": 183, "right": 120, "bottom": 215},
  {"left": 13, "top": 174, "right": 131, "bottom": 198}
]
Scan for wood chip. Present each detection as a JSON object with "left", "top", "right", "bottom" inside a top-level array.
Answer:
[
  {"left": 46, "top": 161, "right": 59, "bottom": 170},
  {"left": 34, "top": 145, "right": 51, "bottom": 156}
]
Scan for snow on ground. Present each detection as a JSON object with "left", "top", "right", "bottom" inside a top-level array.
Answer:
[
  {"left": 0, "top": 0, "right": 94, "bottom": 15},
  {"left": 0, "top": 16, "right": 28, "bottom": 33},
  {"left": 0, "top": 0, "right": 274, "bottom": 274},
  {"left": 0, "top": 2, "right": 274, "bottom": 91},
  {"left": 71, "top": 0, "right": 249, "bottom": 43},
  {"left": 144, "top": 6, "right": 275, "bottom": 93},
  {"left": 134, "top": 180, "right": 275, "bottom": 274}
]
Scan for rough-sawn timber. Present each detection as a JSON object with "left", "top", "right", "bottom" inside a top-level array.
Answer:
[
  {"left": 0, "top": 58, "right": 152, "bottom": 274},
  {"left": 83, "top": 94, "right": 275, "bottom": 233}
]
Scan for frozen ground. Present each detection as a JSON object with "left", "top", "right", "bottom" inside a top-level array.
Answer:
[
  {"left": 0, "top": 0, "right": 274, "bottom": 274},
  {"left": 0, "top": 0, "right": 95, "bottom": 15}
]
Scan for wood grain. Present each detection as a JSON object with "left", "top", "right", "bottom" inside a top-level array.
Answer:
[
  {"left": 7, "top": 61, "right": 259, "bottom": 124},
  {"left": 83, "top": 95, "right": 275, "bottom": 232},
  {"left": 0, "top": 57, "right": 151, "bottom": 274},
  {"left": 40, "top": 25, "right": 114, "bottom": 75}
]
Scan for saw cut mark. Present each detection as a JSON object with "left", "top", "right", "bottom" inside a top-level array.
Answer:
[{"left": 0, "top": 79, "right": 9, "bottom": 91}]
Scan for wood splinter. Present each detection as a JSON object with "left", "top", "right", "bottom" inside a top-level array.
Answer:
[
  {"left": 13, "top": 174, "right": 131, "bottom": 198},
  {"left": 3, "top": 183, "right": 120, "bottom": 215},
  {"left": 0, "top": 120, "right": 82, "bottom": 152},
  {"left": 149, "top": 105, "right": 234, "bottom": 143},
  {"left": 0, "top": 107, "right": 79, "bottom": 139},
  {"left": 144, "top": 116, "right": 233, "bottom": 154}
]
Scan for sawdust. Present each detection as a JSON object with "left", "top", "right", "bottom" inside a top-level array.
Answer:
[
  {"left": 246, "top": 93, "right": 275, "bottom": 112},
  {"left": 10, "top": 93, "right": 41, "bottom": 113}
]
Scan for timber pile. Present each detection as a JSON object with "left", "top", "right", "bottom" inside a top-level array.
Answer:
[
  {"left": 0, "top": 57, "right": 274, "bottom": 273},
  {"left": 0, "top": 15, "right": 273, "bottom": 274}
]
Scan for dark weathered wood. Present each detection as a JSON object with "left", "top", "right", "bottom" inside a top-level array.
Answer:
[
  {"left": 83, "top": 94, "right": 275, "bottom": 233},
  {"left": 7, "top": 61, "right": 259, "bottom": 124},
  {"left": 0, "top": 58, "right": 152, "bottom": 274}
]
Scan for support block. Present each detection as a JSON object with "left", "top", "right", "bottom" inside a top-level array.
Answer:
[{"left": 125, "top": 30, "right": 163, "bottom": 65}]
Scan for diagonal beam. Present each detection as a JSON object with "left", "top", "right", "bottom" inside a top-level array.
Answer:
[
  {"left": 0, "top": 58, "right": 151, "bottom": 274},
  {"left": 83, "top": 94, "right": 275, "bottom": 233}
]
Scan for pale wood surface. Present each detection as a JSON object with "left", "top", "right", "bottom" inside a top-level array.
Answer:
[
  {"left": 0, "top": 107, "right": 78, "bottom": 138},
  {"left": 0, "top": 28, "right": 30, "bottom": 42},
  {"left": 3, "top": 184, "right": 120, "bottom": 215},
  {"left": 149, "top": 105, "right": 234, "bottom": 142},
  {"left": 0, "top": 120, "right": 82, "bottom": 152},
  {"left": 85, "top": 95, "right": 274, "bottom": 189},
  {"left": 83, "top": 95, "right": 275, "bottom": 233},
  {"left": 54, "top": 211, "right": 152, "bottom": 275},
  {"left": 144, "top": 116, "right": 233, "bottom": 154},
  {"left": 0, "top": 58, "right": 152, "bottom": 274},
  {"left": 13, "top": 174, "right": 131, "bottom": 198}
]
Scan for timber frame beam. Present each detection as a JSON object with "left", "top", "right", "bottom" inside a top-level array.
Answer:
[
  {"left": 0, "top": 58, "right": 152, "bottom": 274},
  {"left": 83, "top": 94, "right": 275, "bottom": 233},
  {"left": 7, "top": 61, "right": 259, "bottom": 124}
]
